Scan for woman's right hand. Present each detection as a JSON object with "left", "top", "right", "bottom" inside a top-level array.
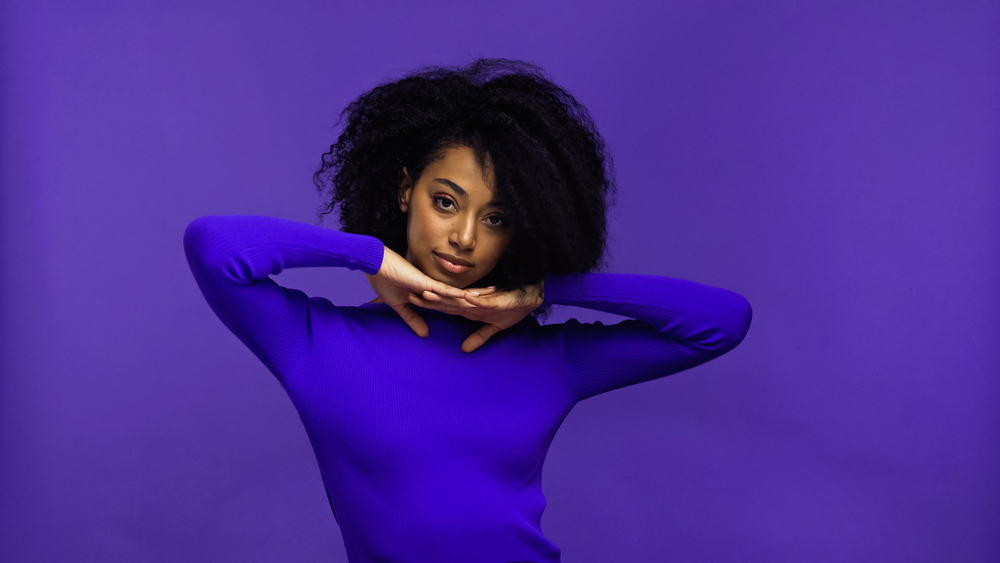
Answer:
[{"left": 364, "top": 245, "right": 484, "bottom": 338}]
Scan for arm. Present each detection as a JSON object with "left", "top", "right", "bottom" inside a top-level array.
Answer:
[
  {"left": 182, "top": 215, "right": 385, "bottom": 384},
  {"left": 543, "top": 272, "right": 752, "bottom": 402}
]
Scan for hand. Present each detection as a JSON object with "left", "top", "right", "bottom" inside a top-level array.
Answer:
[
  {"left": 409, "top": 280, "right": 545, "bottom": 353},
  {"left": 365, "top": 245, "right": 479, "bottom": 338}
]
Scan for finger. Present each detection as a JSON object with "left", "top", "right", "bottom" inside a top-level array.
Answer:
[
  {"left": 456, "top": 296, "right": 482, "bottom": 309},
  {"left": 421, "top": 289, "right": 481, "bottom": 304},
  {"left": 417, "top": 290, "right": 481, "bottom": 311},
  {"left": 412, "top": 292, "right": 460, "bottom": 314},
  {"left": 463, "top": 293, "right": 500, "bottom": 308},
  {"left": 431, "top": 291, "right": 476, "bottom": 308},
  {"left": 465, "top": 285, "right": 498, "bottom": 295},
  {"left": 434, "top": 283, "right": 470, "bottom": 299},
  {"left": 410, "top": 292, "right": 438, "bottom": 310},
  {"left": 422, "top": 296, "right": 483, "bottom": 323},
  {"left": 462, "top": 324, "right": 503, "bottom": 353},
  {"left": 391, "top": 303, "right": 428, "bottom": 338}
]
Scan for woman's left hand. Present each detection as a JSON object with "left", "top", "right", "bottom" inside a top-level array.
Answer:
[{"left": 409, "top": 280, "right": 545, "bottom": 353}]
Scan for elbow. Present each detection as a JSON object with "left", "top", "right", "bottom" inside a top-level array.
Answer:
[
  {"left": 183, "top": 216, "right": 228, "bottom": 272},
  {"left": 720, "top": 294, "right": 752, "bottom": 351},
  {"left": 682, "top": 293, "right": 753, "bottom": 354},
  {"left": 183, "top": 216, "right": 216, "bottom": 250},
  {"left": 183, "top": 216, "right": 209, "bottom": 256}
]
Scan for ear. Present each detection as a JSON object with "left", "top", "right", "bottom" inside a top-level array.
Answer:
[{"left": 398, "top": 166, "right": 413, "bottom": 213}]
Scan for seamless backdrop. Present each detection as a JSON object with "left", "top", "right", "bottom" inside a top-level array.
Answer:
[{"left": 1, "top": 1, "right": 997, "bottom": 562}]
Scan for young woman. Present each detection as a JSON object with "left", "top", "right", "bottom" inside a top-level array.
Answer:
[{"left": 183, "top": 57, "right": 752, "bottom": 563}]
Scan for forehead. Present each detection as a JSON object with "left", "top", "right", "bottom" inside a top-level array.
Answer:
[
  {"left": 430, "top": 177, "right": 506, "bottom": 208},
  {"left": 424, "top": 146, "right": 503, "bottom": 205}
]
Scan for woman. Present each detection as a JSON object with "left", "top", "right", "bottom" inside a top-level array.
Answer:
[{"left": 183, "top": 58, "right": 752, "bottom": 563}]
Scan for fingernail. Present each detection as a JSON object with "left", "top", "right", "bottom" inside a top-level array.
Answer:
[{"left": 469, "top": 291, "right": 480, "bottom": 296}]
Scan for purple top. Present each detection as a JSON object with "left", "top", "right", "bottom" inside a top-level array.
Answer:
[{"left": 183, "top": 214, "right": 752, "bottom": 563}]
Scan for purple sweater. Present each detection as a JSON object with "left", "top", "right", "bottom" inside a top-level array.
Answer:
[{"left": 183, "top": 214, "right": 752, "bottom": 563}]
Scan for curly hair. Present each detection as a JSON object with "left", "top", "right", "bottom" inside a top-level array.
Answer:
[{"left": 312, "top": 57, "right": 618, "bottom": 322}]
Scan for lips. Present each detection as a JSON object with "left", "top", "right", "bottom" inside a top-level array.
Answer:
[
  {"left": 434, "top": 252, "right": 473, "bottom": 267},
  {"left": 434, "top": 252, "right": 473, "bottom": 274}
]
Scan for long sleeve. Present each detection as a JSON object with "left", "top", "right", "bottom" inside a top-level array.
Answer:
[
  {"left": 182, "top": 214, "right": 385, "bottom": 385},
  {"left": 543, "top": 272, "right": 752, "bottom": 401}
]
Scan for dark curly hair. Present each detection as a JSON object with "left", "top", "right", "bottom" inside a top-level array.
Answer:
[{"left": 312, "top": 57, "right": 617, "bottom": 322}]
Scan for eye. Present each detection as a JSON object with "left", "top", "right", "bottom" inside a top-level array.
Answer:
[
  {"left": 432, "top": 196, "right": 455, "bottom": 210},
  {"left": 434, "top": 195, "right": 508, "bottom": 228}
]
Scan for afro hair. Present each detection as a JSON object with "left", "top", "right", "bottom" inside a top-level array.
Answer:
[{"left": 312, "top": 57, "right": 618, "bottom": 321}]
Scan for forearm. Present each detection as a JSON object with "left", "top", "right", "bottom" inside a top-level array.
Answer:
[
  {"left": 183, "top": 215, "right": 385, "bottom": 283},
  {"left": 542, "top": 272, "right": 752, "bottom": 351}
]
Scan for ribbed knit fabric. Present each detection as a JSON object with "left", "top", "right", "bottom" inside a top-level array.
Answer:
[{"left": 183, "top": 214, "right": 752, "bottom": 563}]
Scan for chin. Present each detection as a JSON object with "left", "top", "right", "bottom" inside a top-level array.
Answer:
[{"left": 427, "top": 268, "right": 466, "bottom": 287}]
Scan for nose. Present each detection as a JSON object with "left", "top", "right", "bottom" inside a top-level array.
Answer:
[{"left": 449, "top": 215, "right": 477, "bottom": 250}]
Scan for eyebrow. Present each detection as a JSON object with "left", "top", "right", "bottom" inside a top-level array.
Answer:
[{"left": 432, "top": 178, "right": 506, "bottom": 208}]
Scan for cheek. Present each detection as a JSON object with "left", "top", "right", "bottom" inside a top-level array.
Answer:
[{"left": 407, "top": 216, "right": 431, "bottom": 243}]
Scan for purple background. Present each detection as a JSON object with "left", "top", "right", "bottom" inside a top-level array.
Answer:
[{"left": 2, "top": 1, "right": 997, "bottom": 561}]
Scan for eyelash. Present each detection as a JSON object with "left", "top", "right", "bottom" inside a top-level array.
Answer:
[{"left": 433, "top": 196, "right": 507, "bottom": 228}]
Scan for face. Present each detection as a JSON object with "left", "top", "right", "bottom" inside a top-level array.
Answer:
[{"left": 398, "top": 145, "right": 513, "bottom": 289}]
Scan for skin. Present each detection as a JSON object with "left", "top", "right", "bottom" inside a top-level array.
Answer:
[
  {"left": 367, "top": 144, "right": 544, "bottom": 352},
  {"left": 398, "top": 144, "right": 514, "bottom": 289}
]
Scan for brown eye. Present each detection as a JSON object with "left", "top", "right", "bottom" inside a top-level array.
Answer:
[
  {"left": 487, "top": 215, "right": 507, "bottom": 228},
  {"left": 433, "top": 196, "right": 455, "bottom": 210}
]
